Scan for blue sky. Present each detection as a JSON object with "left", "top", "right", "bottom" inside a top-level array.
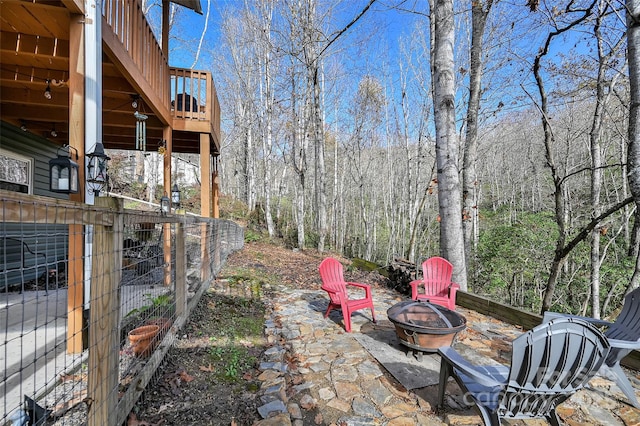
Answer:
[{"left": 153, "top": 0, "right": 628, "bottom": 138}]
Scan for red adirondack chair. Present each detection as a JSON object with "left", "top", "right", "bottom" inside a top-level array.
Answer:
[
  {"left": 319, "top": 257, "right": 376, "bottom": 332},
  {"left": 410, "top": 256, "right": 460, "bottom": 310}
]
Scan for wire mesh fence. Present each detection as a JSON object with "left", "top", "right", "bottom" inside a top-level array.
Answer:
[{"left": 0, "top": 192, "right": 244, "bottom": 425}]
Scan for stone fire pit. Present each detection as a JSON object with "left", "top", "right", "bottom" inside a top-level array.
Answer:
[{"left": 387, "top": 300, "right": 466, "bottom": 360}]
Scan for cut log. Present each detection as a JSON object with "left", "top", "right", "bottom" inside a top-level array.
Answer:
[{"left": 387, "top": 258, "right": 418, "bottom": 296}]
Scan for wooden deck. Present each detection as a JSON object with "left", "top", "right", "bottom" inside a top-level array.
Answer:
[{"left": 0, "top": 0, "right": 220, "bottom": 155}]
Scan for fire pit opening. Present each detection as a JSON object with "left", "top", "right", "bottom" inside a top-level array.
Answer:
[{"left": 387, "top": 300, "right": 466, "bottom": 360}]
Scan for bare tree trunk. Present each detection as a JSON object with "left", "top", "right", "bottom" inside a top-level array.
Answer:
[
  {"left": 535, "top": 2, "right": 597, "bottom": 313},
  {"left": 589, "top": 2, "right": 625, "bottom": 318},
  {"left": 626, "top": 0, "right": 640, "bottom": 291},
  {"left": 332, "top": 103, "right": 339, "bottom": 249},
  {"left": 431, "top": 0, "right": 467, "bottom": 290},
  {"left": 590, "top": 2, "right": 606, "bottom": 318},
  {"left": 630, "top": 216, "right": 640, "bottom": 258},
  {"left": 246, "top": 125, "right": 257, "bottom": 210},
  {"left": 292, "top": 69, "right": 307, "bottom": 250},
  {"left": 463, "top": 0, "right": 493, "bottom": 287},
  {"left": 259, "top": 0, "right": 276, "bottom": 238},
  {"left": 313, "top": 66, "right": 327, "bottom": 251}
]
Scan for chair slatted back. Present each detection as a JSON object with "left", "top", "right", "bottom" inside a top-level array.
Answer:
[
  {"left": 319, "top": 258, "right": 348, "bottom": 303},
  {"left": 500, "top": 318, "right": 610, "bottom": 418},
  {"left": 603, "top": 287, "right": 640, "bottom": 364},
  {"left": 422, "top": 257, "right": 453, "bottom": 296}
]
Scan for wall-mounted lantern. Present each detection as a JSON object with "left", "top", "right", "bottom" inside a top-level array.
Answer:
[
  {"left": 160, "top": 193, "right": 170, "bottom": 216},
  {"left": 87, "top": 142, "right": 110, "bottom": 196},
  {"left": 49, "top": 145, "right": 79, "bottom": 193},
  {"left": 171, "top": 184, "right": 181, "bottom": 208}
]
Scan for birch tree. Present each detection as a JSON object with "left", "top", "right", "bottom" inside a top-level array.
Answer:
[
  {"left": 284, "top": 1, "right": 308, "bottom": 249},
  {"left": 257, "top": 0, "right": 276, "bottom": 237},
  {"left": 528, "top": 0, "right": 634, "bottom": 313},
  {"left": 588, "top": 1, "right": 626, "bottom": 318},
  {"left": 463, "top": 0, "right": 495, "bottom": 281},
  {"left": 626, "top": 0, "right": 640, "bottom": 292},
  {"left": 220, "top": 12, "right": 259, "bottom": 209},
  {"left": 431, "top": 0, "right": 467, "bottom": 290}
]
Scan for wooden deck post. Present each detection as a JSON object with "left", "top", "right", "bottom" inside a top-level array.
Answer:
[
  {"left": 200, "top": 133, "right": 211, "bottom": 218},
  {"left": 67, "top": 12, "right": 86, "bottom": 354},
  {"left": 87, "top": 197, "right": 123, "bottom": 426},
  {"left": 163, "top": 126, "right": 172, "bottom": 286},
  {"left": 200, "top": 134, "right": 212, "bottom": 282},
  {"left": 67, "top": 225, "right": 84, "bottom": 353},
  {"left": 212, "top": 169, "right": 220, "bottom": 219}
]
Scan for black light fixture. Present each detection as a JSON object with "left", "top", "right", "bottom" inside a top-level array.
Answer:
[
  {"left": 87, "top": 142, "right": 110, "bottom": 196},
  {"left": 44, "top": 80, "right": 52, "bottom": 100},
  {"left": 49, "top": 145, "right": 79, "bottom": 194},
  {"left": 50, "top": 126, "right": 57, "bottom": 138},
  {"left": 171, "top": 183, "right": 181, "bottom": 208},
  {"left": 160, "top": 193, "right": 170, "bottom": 216},
  {"left": 20, "top": 120, "right": 27, "bottom": 132}
]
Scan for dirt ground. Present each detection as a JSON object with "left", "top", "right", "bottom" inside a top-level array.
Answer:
[{"left": 131, "top": 241, "right": 386, "bottom": 426}]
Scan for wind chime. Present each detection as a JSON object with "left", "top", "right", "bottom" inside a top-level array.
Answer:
[{"left": 134, "top": 110, "right": 148, "bottom": 151}]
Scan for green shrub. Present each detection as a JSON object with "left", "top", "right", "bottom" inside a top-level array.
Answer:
[
  {"left": 476, "top": 210, "right": 557, "bottom": 309},
  {"left": 244, "top": 229, "right": 262, "bottom": 243}
]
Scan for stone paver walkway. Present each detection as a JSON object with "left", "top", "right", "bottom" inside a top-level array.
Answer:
[{"left": 253, "top": 283, "right": 640, "bottom": 425}]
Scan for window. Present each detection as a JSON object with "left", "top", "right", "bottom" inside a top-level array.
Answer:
[{"left": 0, "top": 149, "right": 32, "bottom": 194}]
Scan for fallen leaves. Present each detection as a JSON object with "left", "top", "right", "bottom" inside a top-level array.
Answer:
[
  {"left": 127, "top": 412, "right": 164, "bottom": 426},
  {"left": 59, "top": 373, "right": 87, "bottom": 382},
  {"left": 157, "top": 367, "right": 195, "bottom": 396},
  {"left": 50, "top": 390, "right": 88, "bottom": 418},
  {"left": 177, "top": 369, "right": 195, "bottom": 382}
]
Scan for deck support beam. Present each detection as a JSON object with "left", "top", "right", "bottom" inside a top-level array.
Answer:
[
  {"left": 163, "top": 126, "right": 172, "bottom": 287},
  {"left": 66, "top": 12, "right": 85, "bottom": 354}
]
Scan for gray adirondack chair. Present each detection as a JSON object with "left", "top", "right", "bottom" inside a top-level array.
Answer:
[
  {"left": 438, "top": 318, "right": 610, "bottom": 426},
  {"left": 543, "top": 287, "right": 640, "bottom": 408}
]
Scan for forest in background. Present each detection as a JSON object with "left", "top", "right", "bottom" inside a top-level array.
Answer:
[{"left": 118, "top": 0, "right": 640, "bottom": 318}]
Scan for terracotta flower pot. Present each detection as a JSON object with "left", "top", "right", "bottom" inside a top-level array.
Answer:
[
  {"left": 145, "top": 317, "right": 172, "bottom": 338},
  {"left": 144, "top": 317, "right": 172, "bottom": 346},
  {"left": 128, "top": 324, "right": 160, "bottom": 357}
]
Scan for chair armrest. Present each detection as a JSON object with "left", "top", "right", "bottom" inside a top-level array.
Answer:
[
  {"left": 438, "top": 347, "right": 506, "bottom": 388},
  {"left": 449, "top": 283, "right": 460, "bottom": 297},
  {"left": 409, "top": 280, "right": 422, "bottom": 299},
  {"left": 409, "top": 279, "right": 422, "bottom": 288},
  {"left": 346, "top": 282, "right": 372, "bottom": 298},
  {"left": 542, "top": 311, "right": 612, "bottom": 328},
  {"left": 321, "top": 285, "right": 340, "bottom": 296},
  {"left": 606, "top": 337, "right": 640, "bottom": 350},
  {"left": 346, "top": 281, "right": 370, "bottom": 290}
]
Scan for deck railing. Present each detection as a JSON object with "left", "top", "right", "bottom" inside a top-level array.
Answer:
[
  {"left": 100, "top": 0, "right": 221, "bottom": 144},
  {"left": 170, "top": 68, "right": 221, "bottom": 144},
  {"left": 0, "top": 191, "right": 244, "bottom": 425},
  {"left": 102, "top": 0, "right": 170, "bottom": 111}
]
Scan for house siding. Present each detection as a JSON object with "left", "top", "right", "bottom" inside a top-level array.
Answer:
[
  {"left": 0, "top": 121, "right": 69, "bottom": 199},
  {"left": 1, "top": 121, "right": 70, "bottom": 289}
]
